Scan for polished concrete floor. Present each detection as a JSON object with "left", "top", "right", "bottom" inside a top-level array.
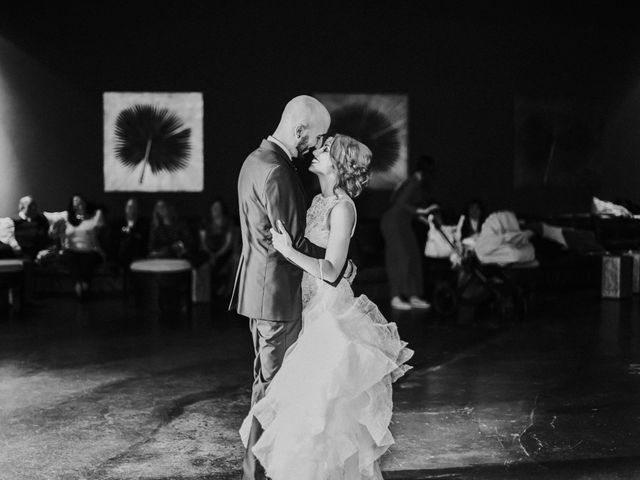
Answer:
[{"left": 0, "top": 290, "right": 639, "bottom": 480}]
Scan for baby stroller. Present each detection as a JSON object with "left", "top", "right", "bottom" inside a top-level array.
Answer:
[{"left": 422, "top": 212, "right": 537, "bottom": 322}]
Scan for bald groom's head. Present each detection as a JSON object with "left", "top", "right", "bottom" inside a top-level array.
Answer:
[{"left": 273, "top": 95, "right": 331, "bottom": 157}]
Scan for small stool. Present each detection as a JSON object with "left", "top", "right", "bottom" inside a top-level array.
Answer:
[
  {"left": 130, "top": 259, "right": 192, "bottom": 319},
  {"left": 0, "top": 259, "right": 24, "bottom": 316}
]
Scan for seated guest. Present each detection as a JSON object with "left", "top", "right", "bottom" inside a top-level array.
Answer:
[
  {"left": 12, "top": 195, "right": 52, "bottom": 260},
  {"left": 49, "top": 194, "right": 105, "bottom": 299},
  {"left": 148, "top": 200, "right": 192, "bottom": 260},
  {"left": 0, "top": 196, "right": 51, "bottom": 260},
  {"left": 0, "top": 217, "right": 19, "bottom": 259},
  {"left": 199, "top": 198, "right": 237, "bottom": 299},
  {"left": 10, "top": 196, "right": 53, "bottom": 302},
  {"left": 111, "top": 197, "right": 149, "bottom": 271},
  {"left": 457, "top": 198, "right": 486, "bottom": 243}
]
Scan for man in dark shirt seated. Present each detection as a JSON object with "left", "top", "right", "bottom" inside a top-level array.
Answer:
[
  {"left": 12, "top": 195, "right": 52, "bottom": 260},
  {"left": 0, "top": 195, "right": 53, "bottom": 304},
  {"left": 0, "top": 196, "right": 52, "bottom": 260},
  {"left": 110, "top": 198, "right": 150, "bottom": 272}
]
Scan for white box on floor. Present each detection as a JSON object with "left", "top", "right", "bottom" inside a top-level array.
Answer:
[
  {"left": 601, "top": 255, "right": 633, "bottom": 299},
  {"left": 626, "top": 251, "right": 640, "bottom": 295}
]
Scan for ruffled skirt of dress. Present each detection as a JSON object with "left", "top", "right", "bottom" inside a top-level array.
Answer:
[{"left": 239, "top": 282, "right": 414, "bottom": 480}]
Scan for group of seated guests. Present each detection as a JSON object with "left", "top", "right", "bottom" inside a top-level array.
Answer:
[{"left": 0, "top": 194, "right": 238, "bottom": 300}]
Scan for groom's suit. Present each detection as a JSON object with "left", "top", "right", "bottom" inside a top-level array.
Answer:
[
  {"left": 230, "top": 139, "right": 344, "bottom": 480},
  {"left": 230, "top": 139, "right": 325, "bottom": 322}
]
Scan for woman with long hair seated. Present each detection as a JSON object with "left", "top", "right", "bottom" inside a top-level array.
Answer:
[
  {"left": 50, "top": 194, "right": 105, "bottom": 299},
  {"left": 148, "top": 200, "right": 192, "bottom": 260},
  {"left": 199, "top": 197, "right": 237, "bottom": 300},
  {"left": 458, "top": 198, "right": 486, "bottom": 243}
]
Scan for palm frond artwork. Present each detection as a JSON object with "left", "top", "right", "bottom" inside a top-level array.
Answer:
[
  {"left": 103, "top": 92, "right": 203, "bottom": 192},
  {"left": 114, "top": 104, "right": 192, "bottom": 184},
  {"left": 317, "top": 94, "right": 408, "bottom": 190}
]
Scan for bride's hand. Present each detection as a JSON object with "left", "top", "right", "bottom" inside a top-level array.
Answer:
[{"left": 270, "top": 220, "right": 293, "bottom": 257}]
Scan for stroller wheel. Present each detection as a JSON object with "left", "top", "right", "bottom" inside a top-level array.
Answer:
[
  {"left": 498, "top": 294, "right": 515, "bottom": 321},
  {"left": 498, "top": 288, "right": 527, "bottom": 322},
  {"left": 433, "top": 281, "right": 458, "bottom": 317}
]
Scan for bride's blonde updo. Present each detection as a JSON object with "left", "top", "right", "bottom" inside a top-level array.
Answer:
[{"left": 329, "top": 134, "right": 372, "bottom": 198}]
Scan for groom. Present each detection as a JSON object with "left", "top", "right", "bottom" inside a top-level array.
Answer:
[{"left": 230, "top": 95, "right": 349, "bottom": 480}]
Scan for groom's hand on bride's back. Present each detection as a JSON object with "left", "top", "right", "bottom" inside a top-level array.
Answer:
[{"left": 266, "top": 218, "right": 356, "bottom": 286}]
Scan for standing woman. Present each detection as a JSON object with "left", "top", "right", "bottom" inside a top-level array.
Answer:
[
  {"left": 199, "top": 198, "right": 237, "bottom": 300},
  {"left": 380, "top": 155, "right": 436, "bottom": 310},
  {"left": 54, "top": 194, "right": 106, "bottom": 299}
]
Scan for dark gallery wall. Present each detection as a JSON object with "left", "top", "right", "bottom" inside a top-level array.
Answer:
[
  {"left": 1, "top": 3, "right": 639, "bottom": 221},
  {"left": 602, "top": 81, "right": 640, "bottom": 204},
  {"left": 0, "top": 37, "right": 99, "bottom": 218},
  {"left": 510, "top": 15, "right": 640, "bottom": 214}
]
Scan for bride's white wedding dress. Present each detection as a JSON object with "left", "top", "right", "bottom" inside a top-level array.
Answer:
[{"left": 240, "top": 193, "right": 414, "bottom": 480}]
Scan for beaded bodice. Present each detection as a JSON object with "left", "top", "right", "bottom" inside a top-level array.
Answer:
[{"left": 301, "top": 194, "right": 356, "bottom": 307}]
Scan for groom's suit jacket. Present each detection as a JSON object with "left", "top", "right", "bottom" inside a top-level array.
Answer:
[{"left": 229, "top": 140, "right": 329, "bottom": 322}]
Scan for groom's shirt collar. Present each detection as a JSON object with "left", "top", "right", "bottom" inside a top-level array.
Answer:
[{"left": 267, "top": 135, "right": 293, "bottom": 163}]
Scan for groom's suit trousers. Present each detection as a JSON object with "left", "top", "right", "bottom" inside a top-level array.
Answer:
[{"left": 243, "top": 316, "right": 302, "bottom": 480}]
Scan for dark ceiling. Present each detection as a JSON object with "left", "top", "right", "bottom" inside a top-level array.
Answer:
[{"left": 1, "top": 2, "right": 639, "bottom": 91}]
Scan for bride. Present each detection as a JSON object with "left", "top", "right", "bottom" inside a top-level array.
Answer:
[{"left": 240, "top": 134, "right": 413, "bottom": 479}]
